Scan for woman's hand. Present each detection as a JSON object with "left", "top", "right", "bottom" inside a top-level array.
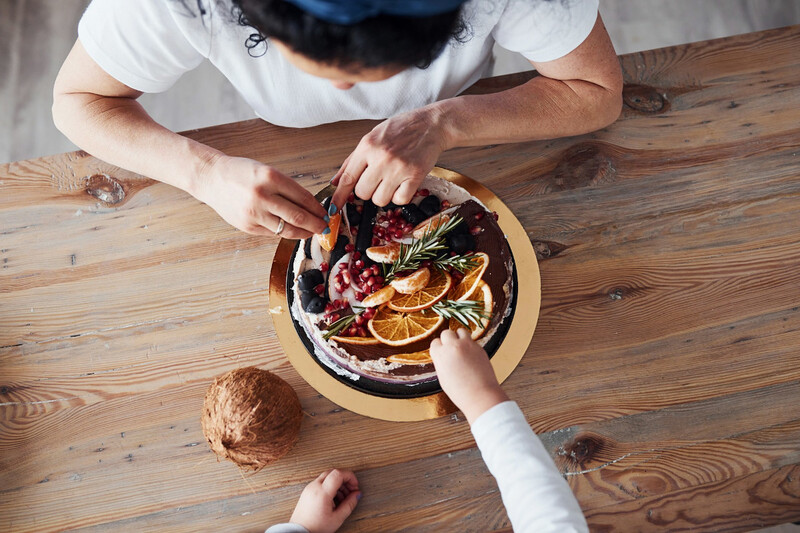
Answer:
[
  {"left": 289, "top": 469, "right": 361, "bottom": 533},
  {"left": 430, "top": 328, "right": 509, "bottom": 424},
  {"left": 330, "top": 106, "right": 449, "bottom": 209},
  {"left": 195, "top": 154, "right": 328, "bottom": 238}
]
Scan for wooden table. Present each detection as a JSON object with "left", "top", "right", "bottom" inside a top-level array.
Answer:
[{"left": 2, "top": 26, "right": 800, "bottom": 532}]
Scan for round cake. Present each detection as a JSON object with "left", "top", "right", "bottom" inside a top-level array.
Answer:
[{"left": 289, "top": 175, "right": 515, "bottom": 392}]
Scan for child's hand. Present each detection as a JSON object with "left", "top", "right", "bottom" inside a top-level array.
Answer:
[
  {"left": 430, "top": 328, "right": 509, "bottom": 424},
  {"left": 289, "top": 469, "right": 361, "bottom": 533}
]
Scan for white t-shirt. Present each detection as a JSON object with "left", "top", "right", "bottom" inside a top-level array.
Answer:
[{"left": 79, "top": 0, "right": 598, "bottom": 128}]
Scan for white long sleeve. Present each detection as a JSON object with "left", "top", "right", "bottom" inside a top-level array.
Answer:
[{"left": 471, "top": 401, "right": 589, "bottom": 533}]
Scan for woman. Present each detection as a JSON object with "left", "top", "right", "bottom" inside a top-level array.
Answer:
[{"left": 53, "top": 0, "right": 622, "bottom": 239}]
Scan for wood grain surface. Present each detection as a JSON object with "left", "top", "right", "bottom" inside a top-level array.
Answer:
[{"left": 2, "top": 25, "right": 800, "bottom": 532}]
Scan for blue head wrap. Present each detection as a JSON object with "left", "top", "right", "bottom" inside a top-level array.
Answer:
[{"left": 283, "top": 0, "right": 468, "bottom": 25}]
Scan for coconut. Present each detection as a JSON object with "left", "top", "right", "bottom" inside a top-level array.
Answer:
[{"left": 201, "top": 367, "right": 302, "bottom": 471}]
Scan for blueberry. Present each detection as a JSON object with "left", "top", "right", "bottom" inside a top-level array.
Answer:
[
  {"left": 446, "top": 233, "right": 475, "bottom": 254},
  {"left": 297, "top": 269, "right": 324, "bottom": 291},
  {"left": 330, "top": 236, "right": 349, "bottom": 268},
  {"left": 346, "top": 203, "right": 361, "bottom": 227},
  {"left": 419, "top": 195, "right": 441, "bottom": 218},
  {"left": 401, "top": 204, "right": 426, "bottom": 226},
  {"left": 300, "top": 290, "right": 316, "bottom": 310},
  {"left": 303, "top": 294, "right": 326, "bottom": 314},
  {"left": 450, "top": 219, "right": 470, "bottom": 235}
]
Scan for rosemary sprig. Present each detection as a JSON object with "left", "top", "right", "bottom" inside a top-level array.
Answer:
[
  {"left": 322, "top": 312, "right": 361, "bottom": 340},
  {"left": 431, "top": 299, "right": 488, "bottom": 328},
  {"left": 432, "top": 253, "right": 480, "bottom": 274},
  {"left": 384, "top": 215, "right": 464, "bottom": 281}
]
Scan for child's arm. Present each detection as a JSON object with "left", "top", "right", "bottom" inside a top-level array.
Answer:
[
  {"left": 266, "top": 469, "right": 361, "bottom": 533},
  {"left": 430, "top": 329, "right": 589, "bottom": 533}
]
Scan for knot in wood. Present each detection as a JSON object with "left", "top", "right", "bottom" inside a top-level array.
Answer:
[
  {"left": 561, "top": 435, "right": 603, "bottom": 466},
  {"left": 85, "top": 174, "right": 125, "bottom": 205},
  {"left": 549, "top": 143, "right": 616, "bottom": 191},
  {"left": 623, "top": 84, "right": 669, "bottom": 114},
  {"left": 533, "top": 240, "right": 568, "bottom": 260},
  {"left": 609, "top": 288, "right": 624, "bottom": 300}
]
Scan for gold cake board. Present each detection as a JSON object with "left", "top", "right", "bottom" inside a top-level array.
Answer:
[{"left": 269, "top": 167, "right": 540, "bottom": 421}]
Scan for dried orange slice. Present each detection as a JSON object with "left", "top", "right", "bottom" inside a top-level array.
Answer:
[
  {"left": 390, "top": 267, "right": 430, "bottom": 294},
  {"left": 449, "top": 280, "right": 493, "bottom": 340},
  {"left": 388, "top": 269, "right": 452, "bottom": 312},
  {"left": 317, "top": 212, "right": 341, "bottom": 252},
  {"left": 362, "top": 285, "right": 396, "bottom": 307},
  {"left": 368, "top": 306, "right": 444, "bottom": 347},
  {"left": 412, "top": 213, "right": 451, "bottom": 239},
  {"left": 366, "top": 242, "right": 401, "bottom": 263},
  {"left": 330, "top": 335, "right": 381, "bottom": 345},
  {"left": 450, "top": 252, "right": 489, "bottom": 301},
  {"left": 387, "top": 349, "right": 432, "bottom": 365}
]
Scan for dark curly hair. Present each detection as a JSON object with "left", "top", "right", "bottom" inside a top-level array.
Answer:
[{"left": 230, "top": 0, "right": 468, "bottom": 69}]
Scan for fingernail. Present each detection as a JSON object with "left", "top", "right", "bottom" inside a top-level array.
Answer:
[
  {"left": 328, "top": 203, "right": 338, "bottom": 216},
  {"left": 322, "top": 227, "right": 331, "bottom": 235},
  {"left": 324, "top": 214, "right": 330, "bottom": 223}
]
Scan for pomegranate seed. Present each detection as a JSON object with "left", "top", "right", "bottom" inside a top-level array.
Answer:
[
  {"left": 347, "top": 325, "right": 358, "bottom": 337},
  {"left": 344, "top": 243, "right": 355, "bottom": 253},
  {"left": 366, "top": 276, "right": 376, "bottom": 287},
  {"left": 342, "top": 271, "right": 351, "bottom": 284},
  {"left": 356, "top": 205, "right": 363, "bottom": 213},
  {"left": 374, "top": 275, "right": 384, "bottom": 285},
  {"left": 372, "top": 237, "right": 381, "bottom": 246},
  {"left": 492, "top": 211, "right": 499, "bottom": 221},
  {"left": 329, "top": 313, "right": 340, "bottom": 323},
  {"left": 403, "top": 224, "right": 413, "bottom": 233},
  {"left": 354, "top": 315, "right": 365, "bottom": 326},
  {"left": 363, "top": 308, "right": 375, "bottom": 319},
  {"left": 339, "top": 263, "right": 347, "bottom": 271},
  {"left": 371, "top": 264, "right": 380, "bottom": 275},
  {"left": 334, "top": 282, "right": 343, "bottom": 292},
  {"left": 470, "top": 226, "right": 483, "bottom": 235},
  {"left": 355, "top": 291, "right": 365, "bottom": 301},
  {"left": 441, "top": 200, "right": 451, "bottom": 209},
  {"left": 358, "top": 326, "right": 369, "bottom": 337},
  {"left": 421, "top": 260, "right": 433, "bottom": 268},
  {"left": 449, "top": 251, "right": 457, "bottom": 257},
  {"left": 347, "top": 192, "right": 355, "bottom": 203},
  {"left": 474, "top": 212, "right": 485, "bottom": 221},
  {"left": 334, "top": 273, "right": 343, "bottom": 284},
  {"left": 370, "top": 285, "right": 379, "bottom": 293},
  {"left": 393, "top": 229, "right": 404, "bottom": 239},
  {"left": 418, "top": 188, "right": 429, "bottom": 196},
  {"left": 350, "top": 226, "right": 358, "bottom": 235},
  {"left": 378, "top": 215, "right": 388, "bottom": 224},
  {"left": 393, "top": 208, "right": 403, "bottom": 218},
  {"left": 314, "top": 284, "right": 325, "bottom": 295},
  {"left": 354, "top": 259, "right": 364, "bottom": 269},
  {"left": 325, "top": 303, "right": 334, "bottom": 313},
  {"left": 352, "top": 251, "right": 361, "bottom": 260},
  {"left": 320, "top": 262, "right": 329, "bottom": 273}
]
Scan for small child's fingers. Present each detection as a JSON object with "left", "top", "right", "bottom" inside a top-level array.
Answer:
[
  {"left": 333, "top": 490, "right": 361, "bottom": 521},
  {"left": 438, "top": 329, "right": 459, "bottom": 344},
  {"left": 455, "top": 327, "right": 473, "bottom": 340},
  {"left": 429, "top": 338, "right": 442, "bottom": 352},
  {"left": 322, "top": 469, "right": 357, "bottom": 495}
]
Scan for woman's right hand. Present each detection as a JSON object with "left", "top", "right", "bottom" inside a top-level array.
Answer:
[{"left": 195, "top": 154, "right": 328, "bottom": 239}]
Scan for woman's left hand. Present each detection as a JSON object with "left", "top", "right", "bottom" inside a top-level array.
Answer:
[{"left": 330, "top": 106, "right": 449, "bottom": 209}]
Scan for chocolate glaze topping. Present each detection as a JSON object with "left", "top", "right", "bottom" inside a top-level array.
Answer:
[{"left": 337, "top": 199, "right": 514, "bottom": 377}]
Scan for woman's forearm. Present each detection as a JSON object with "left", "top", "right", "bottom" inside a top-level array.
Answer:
[
  {"left": 52, "top": 91, "right": 221, "bottom": 197},
  {"left": 434, "top": 73, "right": 622, "bottom": 150}
]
